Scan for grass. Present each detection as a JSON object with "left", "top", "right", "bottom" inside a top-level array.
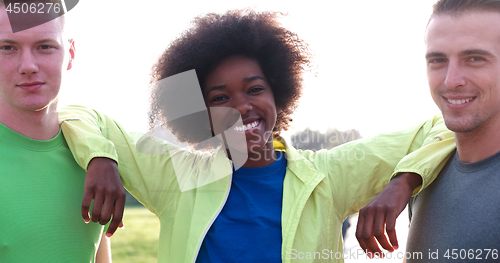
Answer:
[{"left": 111, "top": 206, "right": 160, "bottom": 263}]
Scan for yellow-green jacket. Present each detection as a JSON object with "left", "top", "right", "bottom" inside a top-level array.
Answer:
[{"left": 59, "top": 105, "right": 455, "bottom": 263}]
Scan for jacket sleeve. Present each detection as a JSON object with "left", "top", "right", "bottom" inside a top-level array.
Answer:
[
  {"left": 310, "top": 115, "right": 455, "bottom": 217},
  {"left": 58, "top": 105, "right": 189, "bottom": 215}
]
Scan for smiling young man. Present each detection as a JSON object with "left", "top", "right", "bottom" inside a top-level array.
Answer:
[
  {"left": 406, "top": 0, "right": 500, "bottom": 259},
  {"left": 0, "top": 1, "right": 124, "bottom": 262},
  {"left": 356, "top": 0, "right": 500, "bottom": 260}
]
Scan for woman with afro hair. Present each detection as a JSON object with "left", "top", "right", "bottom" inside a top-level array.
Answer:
[{"left": 60, "top": 9, "right": 454, "bottom": 263}]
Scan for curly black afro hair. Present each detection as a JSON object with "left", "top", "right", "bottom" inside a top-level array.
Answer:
[{"left": 149, "top": 9, "right": 311, "bottom": 145}]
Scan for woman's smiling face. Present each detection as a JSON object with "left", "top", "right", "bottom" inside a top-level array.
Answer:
[{"left": 203, "top": 56, "right": 278, "bottom": 167}]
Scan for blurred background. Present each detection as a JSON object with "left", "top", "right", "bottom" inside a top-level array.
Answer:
[{"left": 58, "top": 1, "right": 439, "bottom": 262}]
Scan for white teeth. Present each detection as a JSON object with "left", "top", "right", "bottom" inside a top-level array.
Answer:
[
  {"left": 447, "top": 98, "right": 473, "bottom": 105},
  {"left": 233, "top": 120, "right": 260, "bottom": 131}
]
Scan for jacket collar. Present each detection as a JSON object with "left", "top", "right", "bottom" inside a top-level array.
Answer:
[
  {"left": 274, "top": 136, "right": 325, "bottom": 184},
  {"left": 214, "top": 136, "right": 325, "bottom": 185}
]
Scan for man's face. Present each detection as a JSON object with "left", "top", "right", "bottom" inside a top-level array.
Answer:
[
  {"left": 0, "top": 6, "right": 73, "bottom": 113},
  {"left": 426, "top": 11, "right": 500, "bottom": 133}
]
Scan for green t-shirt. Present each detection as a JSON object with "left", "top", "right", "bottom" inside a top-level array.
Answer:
[{"left": 0, "top": 123, "right": 104, "bottom": 263}]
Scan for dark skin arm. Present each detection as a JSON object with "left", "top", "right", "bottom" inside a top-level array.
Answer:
[
  {"left": 82, "top": 157, "right": 126, "bottom": 237},
  {"left": 355, "top": 172, "right": 421, "bottom": 257}
]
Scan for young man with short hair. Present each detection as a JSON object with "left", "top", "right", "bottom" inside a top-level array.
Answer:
[
  {"left": 357, "top": 0, "right": 500, "bottom": 260},
  {"left": 0, "top": 1, "right": 125, "bottom": 261}
]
